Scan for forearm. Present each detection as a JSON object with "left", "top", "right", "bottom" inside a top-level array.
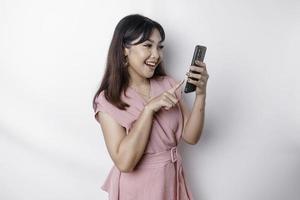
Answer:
[
  {"left": 182, "top": 94, "right": 206, "bottom": 144},
  {"left": 117, "top": 106, "right": 154, "bottom": 171}
]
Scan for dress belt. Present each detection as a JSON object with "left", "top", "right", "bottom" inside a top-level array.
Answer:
[{"left": 136, "top": 146, "right": 181, "bottom": 168}]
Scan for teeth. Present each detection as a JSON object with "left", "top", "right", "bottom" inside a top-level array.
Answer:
[{"left": 145, "top": 62, "right": 156, "bottom": 66}]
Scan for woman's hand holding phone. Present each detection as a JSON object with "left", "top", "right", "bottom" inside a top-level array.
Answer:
[
  {"left": 184, "top": 45, "right": 209, "bottom": 96},
  {"left": 186, "top": 60, "right": 209, "bottom": 95}
]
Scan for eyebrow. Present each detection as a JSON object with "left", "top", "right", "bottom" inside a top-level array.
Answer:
[{"left": 146, "top": 39, "right": 163, "bottom": 44}]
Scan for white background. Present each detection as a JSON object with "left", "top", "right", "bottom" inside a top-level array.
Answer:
[{"left": 1, "top": 0, "right": 300, "bottom": 199}]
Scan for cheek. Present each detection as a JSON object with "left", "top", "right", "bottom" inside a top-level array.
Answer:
[
  {"left": 158, "top": 48, "right": 163, "bottom": 57},
  {"left": 141, "top": 50, "right": 151, "bottom": 59},
  {"left": 128, "top": 52, "right": 144, "bottom": 63},
  {"left": 159, "top": 52, "right": 164, "bottom": 60},
  {"left": 134, "top": 49, "right": 149, "bottom": 60}
]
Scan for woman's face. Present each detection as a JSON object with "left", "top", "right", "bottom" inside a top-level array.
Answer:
[{"left": 124, "top": 28, "right": 164, "bottom": 80}]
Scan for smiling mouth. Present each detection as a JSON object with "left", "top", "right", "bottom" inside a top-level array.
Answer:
[
  {"left": 145, "top": 64, "right": 156, "bottom": 71},
  {"left": 145, "top": 61, "right": 158, "bottom": 69}
]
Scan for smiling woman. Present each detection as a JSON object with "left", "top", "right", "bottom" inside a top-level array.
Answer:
[
  {"left": 93, "top": 14, "right": 167, "bottom": 110},
  {"left": 125, "top": 28, "right": 165, "bottom": 101},
  {"left": 92, "top": 14, "right": 208, "bottom": 200}
]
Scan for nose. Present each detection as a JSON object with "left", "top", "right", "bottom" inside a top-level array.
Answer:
[{"left": 150, "top": 47, "right": 160, "bottom": 60}]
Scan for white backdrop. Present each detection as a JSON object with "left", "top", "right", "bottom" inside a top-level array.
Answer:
[{"left": 1, "top": 0, "right": 300, "bottom": 199}]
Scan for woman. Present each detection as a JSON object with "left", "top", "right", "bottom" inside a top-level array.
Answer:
[{"left": 93, "top": 14, "right": 209, "bottom": 200}]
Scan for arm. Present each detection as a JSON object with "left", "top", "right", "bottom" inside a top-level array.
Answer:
[
  {"left": 179, "top": 94, "right": 206, "bottom": 145},
  {"left": 96, "top": 81, "right": 183, "bottom": 172},
  {"left": 180, "top": 60, "right": 209, "bottom": 145},
  {"left": 96, "top": 106, "right": 154, "bottom": 173}
]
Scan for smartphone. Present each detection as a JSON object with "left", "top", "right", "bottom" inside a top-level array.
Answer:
[{"left": 184, "top": 45, "right": 207, "bottom": 93}]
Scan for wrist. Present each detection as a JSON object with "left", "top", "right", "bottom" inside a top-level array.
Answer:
[
  {"left": 144, "top": 105, "right": 155, "bottom": 115},
  {"left": 195, "top": 94, "right": 206, "bottom": 110},
  {"left": 196, "top": 93, "right": 206, "bottom": 99}
]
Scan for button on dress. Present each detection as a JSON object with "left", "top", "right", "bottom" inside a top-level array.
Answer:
[{"left": 94, "top": 75, "right": 194, "bottom": 200}]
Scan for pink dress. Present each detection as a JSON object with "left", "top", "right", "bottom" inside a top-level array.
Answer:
[{"left": 94, "top": 75, "right": 194, "bottom": 200}]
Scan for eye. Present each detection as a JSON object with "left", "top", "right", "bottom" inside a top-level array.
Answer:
[
  {"left": 143, "top": 43, "right": 164, "bottom": 49},
  {"left": 143, "top": 44, "right": 152, "bottom": 48}
]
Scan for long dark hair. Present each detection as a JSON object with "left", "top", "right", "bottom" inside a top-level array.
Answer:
[{"left": 93, "top": 14, "right": 167, "bottom": 111}]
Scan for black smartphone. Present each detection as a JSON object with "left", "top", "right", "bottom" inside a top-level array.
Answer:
[{"left": 184, "top": 45, "right": 207, "bottom": 93}]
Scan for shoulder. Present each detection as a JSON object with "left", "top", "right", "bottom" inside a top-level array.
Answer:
[
  {"left": 94, "top": 90, "right": 130, "bottom": 129},
  {"left": 94, "top": 90, "right": 107, "bottom": 105},
  {"left": 94, "top": 91, "right": 110, "bottom": 111},
  {"left": 95, "top": 90, "right": 126, "bottom": 112},
  {"left": 94, "top": 90, "right": 120, "bottom": 114}
]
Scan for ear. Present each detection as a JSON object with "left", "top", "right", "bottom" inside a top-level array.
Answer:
[{"left": 124, "top": 47, "right": 130, "bottom": 56}]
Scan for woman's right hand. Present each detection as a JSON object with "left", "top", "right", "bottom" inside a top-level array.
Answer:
[{"left": 145, "top": 79, "right": 185, "bottom": 113}]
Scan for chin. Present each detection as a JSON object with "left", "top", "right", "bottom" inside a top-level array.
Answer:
[
  {"left": 146, "top": 70, "right": 156, "bottom": 78},
  {"left": 145, "top": 74, "right": 154, "bottom": 79}
]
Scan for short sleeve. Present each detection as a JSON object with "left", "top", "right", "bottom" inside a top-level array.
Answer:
[
  {"left": 94, "top": 91, "right": 130, "bottom": 130},
  {"left": 163, "top": 75, "right": 183, "bottom": 100}
]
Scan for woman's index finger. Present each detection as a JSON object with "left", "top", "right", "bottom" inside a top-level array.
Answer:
[{"left": 169, "top": 79, "right": 185, "bottom": 94}]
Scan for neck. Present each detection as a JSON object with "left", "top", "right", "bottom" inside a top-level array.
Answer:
[{"left": 129, "top": 77, "right": 150, "bottom": 88}]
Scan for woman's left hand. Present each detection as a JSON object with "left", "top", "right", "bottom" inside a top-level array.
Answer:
[{"left": 185, "top": 60, "right": 209, "bottom": 96}]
